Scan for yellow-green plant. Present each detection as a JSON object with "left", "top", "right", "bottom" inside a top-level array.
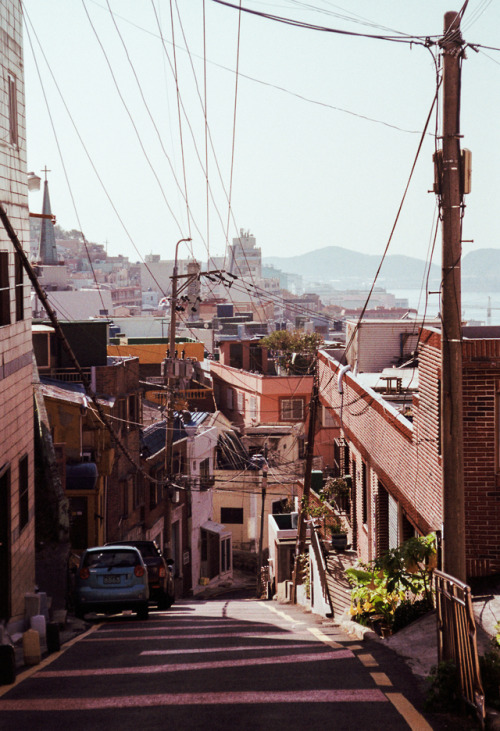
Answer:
[{"left": 346, "top": 533, "right": 437, "bottom": 629}]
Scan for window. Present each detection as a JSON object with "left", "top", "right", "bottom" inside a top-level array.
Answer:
[
  {"left": 0, "top": 252, "right": 10, "bottom": 326},
  {"left": 229, "top": 343, "right": 243, "bottom": 369},
  {"left": 199, "top": 458, "right": 212, "bottom": 490},
  {"left": 8, "top": 73, "right": 18, "bottom": 146},
  {"left": 127, "top": 394, "right": 139, "bottom": 430},
  {"left": 362, "top": 461, "right": 368, "bottom": 526},
  {"left": 236, "top": 391, "right": 245, "bottom": 413},
  {"left": 280, "top": 398, "right": 305, "bottom": 421},
  {"left": 226, "top": 388, "right": 233, "bottom": 410},
  {"left": 15, "top": 252, "right": 23, "bottom": 321},
  {"left": 221, "top": 507, "right": 243, "bottom": 524},
  {"left": 18, "top": 455, "right": 29, "bottom": 531},
  {"left": 249, "top": 396, "right": 257, "bottom": 420}
]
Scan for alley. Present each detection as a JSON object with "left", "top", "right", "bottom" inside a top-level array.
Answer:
[{"left": 0, "top": 598, "right": 438, "bottom": 731}]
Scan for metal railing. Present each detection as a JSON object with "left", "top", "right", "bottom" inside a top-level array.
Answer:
[{"left": 434, "top": 569, "right": 485, "bottom": 728}]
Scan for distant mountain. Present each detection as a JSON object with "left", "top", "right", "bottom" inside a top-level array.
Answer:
[
  {"left": 263, "top": 246, "right": 500, "bottom": 291},
  {"left": 462, "top": 249, "right": 500, "bottom": 291},
  {"left": 263, "top": 246, "right": 440, "bottom": 289}
]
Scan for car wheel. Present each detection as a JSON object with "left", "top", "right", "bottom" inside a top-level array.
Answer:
[
  {"left": 136, "top": 605, "right": 149, "bottom": 620},
  {"left": 158, "top": 591, "right": 173, "bottom": 610}
]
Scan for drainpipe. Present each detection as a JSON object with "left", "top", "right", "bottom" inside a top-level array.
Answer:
[{"left": 337, "top": 364, "right": 351, "bottom": 394}]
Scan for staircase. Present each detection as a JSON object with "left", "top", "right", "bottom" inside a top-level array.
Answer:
[{"left": 325, "top": 549, "right": 357, "bottom": 618}]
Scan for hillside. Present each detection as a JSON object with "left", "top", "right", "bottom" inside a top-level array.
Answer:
[
  {"left": 263, "top": 246, "right": 440, "bottom": 289},
  {"left": 263, "top": 246, "right": 500, "bottom": 291}
]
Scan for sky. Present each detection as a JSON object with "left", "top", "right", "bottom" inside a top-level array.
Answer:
[{"left": 21, "top": 0, "right": 500, "bottom": 269}]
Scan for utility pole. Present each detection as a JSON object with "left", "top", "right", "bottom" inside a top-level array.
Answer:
[
  {"left": 256, "top": 460, "right": 268, "bottom": 597},
  {"left": 291, "top": 360, "right": 319, "bottom": 602},
  {"left": 439, "top": 11, "right": 466, "bottom": 581},
  {"left": 164, "top": 238, "right": 191, "bottom": 551}
]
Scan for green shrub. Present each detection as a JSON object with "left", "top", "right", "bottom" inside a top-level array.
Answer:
[
  {"left": 392, "top": 597, "right": 433, "bottom": 633},
  {"left": 425, "top": 661, "right": 460, "bottom": 713},
  {"left": 480, "top": 651, "right": 500, "bottom": 710}
]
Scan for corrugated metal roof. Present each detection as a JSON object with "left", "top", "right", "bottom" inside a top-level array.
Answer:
[
  {"left": 141, "top": 412, "right": 211, "bottom": 458},
  {"left": 40, "top": 378, "right": 115, "bottom": 408}
]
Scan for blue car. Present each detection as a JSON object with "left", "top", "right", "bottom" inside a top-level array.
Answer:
[{"left": 74, "top": 545, "right": 150, "bottom": 620}]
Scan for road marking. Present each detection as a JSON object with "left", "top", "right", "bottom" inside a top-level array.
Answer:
[
  {"left": 0, "top": 623, "right": 100, "bottom": 697},
  {"left": 0, "top": 688, "right": 388, "bottom": 711},
  {"left": 357, "top": 653, "right": 378, "bottom": 668},
  {"left": 262, "top": 603, "right": 299, "bottom": 624},
  {"left": 97, "top": 622, "right": 272, "bottom": 633},
  {"left": 385, "top": 692, "right": 433, "bottom": 731},
  {"left": 83, "top": 631, "right": 301, "bottom": 641},
  {"left": 34, "top": 649, "right": 355, "bottom": 678},
  {"left": 141, "top": 642, "right": 323, "bottom": 655},
  {"left": 307, "top": 627, "right": 343, "bottom": 649},
  {"left": 370, "top": 672, "right": 392, "bottom": 687}
]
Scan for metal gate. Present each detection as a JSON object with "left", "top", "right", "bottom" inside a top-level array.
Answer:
[{"left": 434, "top": 569, "right": 485, "bottom": 727}]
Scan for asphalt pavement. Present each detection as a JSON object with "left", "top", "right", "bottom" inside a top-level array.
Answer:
[{"left": 0, "top": 596, "right": 449, "bottom": 731}]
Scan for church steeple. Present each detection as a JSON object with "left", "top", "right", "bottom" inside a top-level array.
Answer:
[{"left": 38, "top": 168, "right": 58, "bottom": 265}]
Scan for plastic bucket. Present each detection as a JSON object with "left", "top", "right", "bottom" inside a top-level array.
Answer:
[
  {"left": 30, "top": 614, "right": 46, "bottom": 640},
  {"left": 22, "top": 629, "right": 41, "bottom": 666}
]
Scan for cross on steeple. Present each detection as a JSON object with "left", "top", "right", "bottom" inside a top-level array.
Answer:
[{"left": 41, "top": 166, "right": 51, "bottom": 182}]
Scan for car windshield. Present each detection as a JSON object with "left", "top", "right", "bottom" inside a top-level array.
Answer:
[{"left": 84, "top": 550, "right": 139, "bottom": 569}]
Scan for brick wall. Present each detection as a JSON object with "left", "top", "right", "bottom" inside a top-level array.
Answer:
[{"left": 320, "top": 329, "right": 500, "bottom": 578}]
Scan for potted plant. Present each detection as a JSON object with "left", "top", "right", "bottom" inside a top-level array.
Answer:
[{"left": 330, "top": 517, "right": 348, "bottom": 552}]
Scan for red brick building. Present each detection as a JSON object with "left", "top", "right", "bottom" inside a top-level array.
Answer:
[{"left": 319, "top": 323, "right": 500, "bottom": 578}]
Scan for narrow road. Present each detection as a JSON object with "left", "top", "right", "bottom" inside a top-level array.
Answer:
[{"left": 0, "top": 598, "right": 439, "bottom": 730}]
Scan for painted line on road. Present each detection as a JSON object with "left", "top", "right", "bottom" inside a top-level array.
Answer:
[
  {"left": 0, "top": 623, "right": 101, "bottom": 697},
  {"left": 0, "top": 688, "right": 388, "bottom": 711},
  {"left": 385, "top": 692, "right": 433, "bottom": 731},
  {"left": 307, "top": 627, "right": 343, "bottom": 649},
  {"left": 141, "top": 642, "right": 323, "bottom": 656},
  {"left": 370, "top": 672, "right": 392, "bottom": 687},
  {"left": 97, "top": 622, "right": 273, "bottom": 633},
  {"left": 262, "top": 603, "right": 304, "bottom": 625},
  {"left": 83, "top": 631, "right": 300, "bottom": 642},
  {"left": 34, "top": 649, "right": 355, "bottom": 678},
  {"left": 357, "top": 653, "right": 379, "bottom": 668}
]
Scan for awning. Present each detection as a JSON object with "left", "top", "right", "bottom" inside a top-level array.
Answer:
[
  {"left": 201, "top": 520, "right": 231, "bottom": 538},
  {"left": 66, "top": 462, "right": 98, "bottom": 491}
]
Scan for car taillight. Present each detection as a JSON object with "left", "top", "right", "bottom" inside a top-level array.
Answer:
[
  {"left": 159, "top": 567, "right": 166, "bottom": 578},
  {"left": 134, "top": 565, "right": 145, "bottom": 578},
  {"left": 80, "top": 567, "right": 90, "bottom": 580}
]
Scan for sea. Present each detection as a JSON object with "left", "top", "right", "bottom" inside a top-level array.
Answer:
[{"left": 392, "top": 289, "right": 500, "bottom": 327}]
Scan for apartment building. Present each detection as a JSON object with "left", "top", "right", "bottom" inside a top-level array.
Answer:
[{"left": 0, "top": 1, "right": 36, "bottom": 632}]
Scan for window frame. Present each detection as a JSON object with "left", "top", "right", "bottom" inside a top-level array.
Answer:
[
  {"left": 280, "top": 397, "right": 305, "bottom": 421},
  {"left": 0, "top": 251, "right": 10, "bottom": 327}
]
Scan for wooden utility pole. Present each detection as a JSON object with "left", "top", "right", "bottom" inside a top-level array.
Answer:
[
  {"left": 291, "top": 361, "right": 319, "bottom": 602},
  {"left": 439, "top": 11, "right": 466, "bottom": 581},
  {"left": 165, "top": 239, "right": 191, "bottom": 482}
]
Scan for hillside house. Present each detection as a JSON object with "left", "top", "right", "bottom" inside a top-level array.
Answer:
[{"left": 319, "top": 320, "right": 500, "bottom": 578}]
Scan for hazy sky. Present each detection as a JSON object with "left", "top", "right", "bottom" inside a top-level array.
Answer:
[{"left": 22, "top": 1, "right": 500, "bottom": 268}]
